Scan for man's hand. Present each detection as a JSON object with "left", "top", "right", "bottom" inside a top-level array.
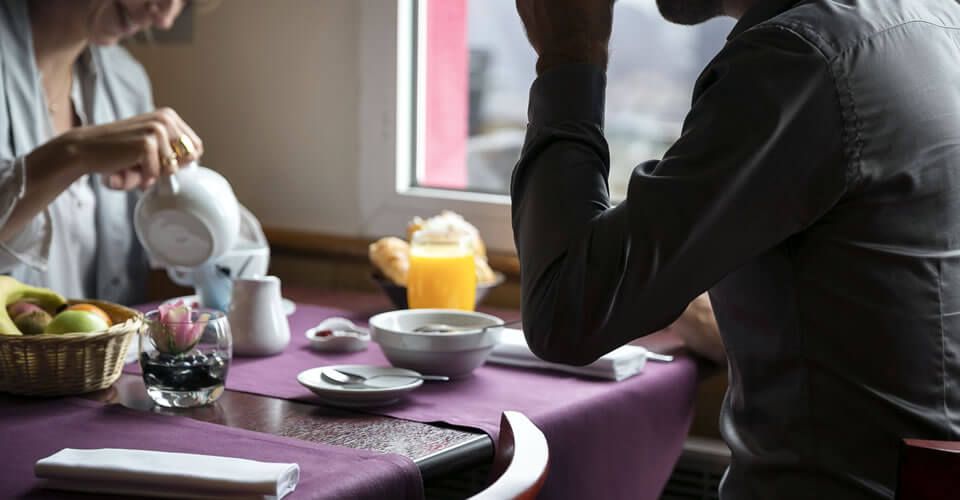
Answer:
[
  {"left": 516, "top": 0, "right": 614, "bottom": 74},
  {"left": 669, "top": 293, "right": 726, "bottom": 365}
]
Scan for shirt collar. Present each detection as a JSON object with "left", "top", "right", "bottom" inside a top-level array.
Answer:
[
  {"left": 77, "top": 46, "right": 99, "bottom": 77},
  {"left": 727, "top": 0, "right": 805, "bottom": 40}
]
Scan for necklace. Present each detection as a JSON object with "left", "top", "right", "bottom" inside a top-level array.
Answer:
[{"left": 44, "top": 69, "right": 73, "bottom": 115}]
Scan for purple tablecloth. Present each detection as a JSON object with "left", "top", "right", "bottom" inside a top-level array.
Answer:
[
  {"left": 130, "top": 303, "right": 697, "bottom": 499},
  {"left": 0, "top": 397, "right": 423, "bottom": 500}
]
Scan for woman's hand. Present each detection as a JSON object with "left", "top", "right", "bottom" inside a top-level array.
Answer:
[
  {"left": 2, "top": 108, "right": 201, "bottom": 242},
  {"left": 62, "top": 107, "right": 203, "bottom": 190}
]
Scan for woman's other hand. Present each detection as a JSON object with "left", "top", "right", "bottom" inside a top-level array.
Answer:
[{"left": 61, "top": 107, "right": 203, "bottom": 190}]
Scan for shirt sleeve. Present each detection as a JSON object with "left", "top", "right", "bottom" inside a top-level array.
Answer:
[
  {"left": 0, "top": 155, "right": 51, "bottom": 272},
  {"left": 511, "top": 26, "right": 850, "bottom": 365}
]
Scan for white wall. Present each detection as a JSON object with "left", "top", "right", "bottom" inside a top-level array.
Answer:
[{"left": 128, "top": 0, "right": 363, "bottom": 236}]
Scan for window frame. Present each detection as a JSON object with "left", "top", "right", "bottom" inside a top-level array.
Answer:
[{"left": 357, "top": 0, "right": 515, "bottom": 253}]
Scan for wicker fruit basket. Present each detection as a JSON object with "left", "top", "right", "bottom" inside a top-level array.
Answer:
[{"left": 0, "top": 300, "right": 142, "bottom": 396}]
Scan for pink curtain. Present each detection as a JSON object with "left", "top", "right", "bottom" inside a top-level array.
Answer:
[{"left": 423, "top": 0, "right": 468, "bottom": 189}]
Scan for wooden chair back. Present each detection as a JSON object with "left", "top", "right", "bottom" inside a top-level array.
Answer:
[
  {"left": 469, "top": 411, "right": 549, "bottom": 500},
  {"left": 896, "top": 438, "right": 960, "bottom": 499}
]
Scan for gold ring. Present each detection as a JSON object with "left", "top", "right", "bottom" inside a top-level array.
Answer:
[{"left": 171, "top": 135, "right": 196, "bottom": 159}]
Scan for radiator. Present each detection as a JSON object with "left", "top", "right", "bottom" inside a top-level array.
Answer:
[{"left": 661, "top": 437, "right": 730, "bottom": 500}]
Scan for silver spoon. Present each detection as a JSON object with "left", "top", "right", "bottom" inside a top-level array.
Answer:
[
  {"left": 323, "top": 368, "right": 449, "bottom": 386},
  {"left": 413, "top": 318, "right": 523, "bottom": 334}
]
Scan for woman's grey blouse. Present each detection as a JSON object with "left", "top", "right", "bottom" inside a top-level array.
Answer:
[{"left": 0, "top": 0, "right": 151, "bottom": 304}]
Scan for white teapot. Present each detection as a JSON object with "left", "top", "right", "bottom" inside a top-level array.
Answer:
[{"left": 134, "top": 164, "right": 241, "bottom": 269}]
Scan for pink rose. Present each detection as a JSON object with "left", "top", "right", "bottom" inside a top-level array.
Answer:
[{"left": 154, "top": 300, "right": 209, "bottom": 354}]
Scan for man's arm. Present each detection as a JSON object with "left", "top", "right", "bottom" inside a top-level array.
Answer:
[{"left": 512, "top": 24, "right": 850, "bottom": 365}]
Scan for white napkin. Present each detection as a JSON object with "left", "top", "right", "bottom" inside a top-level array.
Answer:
[
  {"left": 125, "top": 337, "right": 140, "bottom": 364},
  {"left": 35, "top": 448, "right": 299, "bottom": 500},
  {"left": 487, "top": 328, "right": 667, "bottom": 381}
]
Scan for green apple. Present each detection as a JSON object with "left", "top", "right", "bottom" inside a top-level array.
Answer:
[{"left": 44, "top": 310, "right": 109, "bottom": 334}]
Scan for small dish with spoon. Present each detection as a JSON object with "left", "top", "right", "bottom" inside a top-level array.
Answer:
[
  {"left": 297, "top": 365, "right": 424, "bottom": 407},
  {"left": 322, "top": 367, "right": 449, "bottom": 385},
  {"left": 305, "top": 317, "right": 370, "bottom": 353}
]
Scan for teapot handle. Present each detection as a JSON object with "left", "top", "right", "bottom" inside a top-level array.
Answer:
[{"left": 156, "top": 173, "right": 180, "bottom": 196}]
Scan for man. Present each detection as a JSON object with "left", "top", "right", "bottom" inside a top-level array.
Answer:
[{"left": 512, "top": 0, "right": 960, "bottom": 498}]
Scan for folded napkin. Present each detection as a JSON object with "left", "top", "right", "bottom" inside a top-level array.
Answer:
[
  {"left": 488, "top": 328, "right": 663, "bottom": 381},
  {"left": 35, "top": 448, "right": 299, "bottom": 499}
]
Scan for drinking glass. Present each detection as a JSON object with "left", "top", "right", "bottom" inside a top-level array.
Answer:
[
  {"left": 139, "top": 308, "right": 232, "bottom": 408},
  {"left": 407, "top": 230, "right": 477, "bottom": 310}
]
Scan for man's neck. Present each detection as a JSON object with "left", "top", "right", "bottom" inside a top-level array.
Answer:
[
  {"left": 725, "top": 0, "right": 762, "bottom": 18},
  {"left": 28, "top": 0, "right": 87, "bottom": 78}
]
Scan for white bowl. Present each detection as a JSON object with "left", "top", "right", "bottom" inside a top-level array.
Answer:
[{"left": 368, "top": 309, "right": 503, "bottom": 378}]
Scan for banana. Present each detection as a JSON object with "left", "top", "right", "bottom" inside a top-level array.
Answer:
[{"left": 0, "top": 276, "right": 66, "bottom": 336}]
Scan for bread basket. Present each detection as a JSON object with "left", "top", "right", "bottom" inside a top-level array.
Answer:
[{"left": 0, "top": 300, "right": 142, "bottom": 396}]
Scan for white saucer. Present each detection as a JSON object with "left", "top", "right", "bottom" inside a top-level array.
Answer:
[
  {"left": 296, "top": 365, "right": 423, "bottom": 408},
  {"left": 162, "top": 295, "right": 296, "bottom": 316}
]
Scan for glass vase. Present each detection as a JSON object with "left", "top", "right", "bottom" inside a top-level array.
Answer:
[{"left": 139, "top": 308, "right": 232, "bottom": 408}]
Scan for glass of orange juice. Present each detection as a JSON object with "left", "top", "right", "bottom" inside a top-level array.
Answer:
[{"left": 407, "top": 230, "right": 476, "bottom": 310}]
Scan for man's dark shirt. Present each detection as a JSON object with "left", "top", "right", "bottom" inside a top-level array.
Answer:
[{"left": 511, "top": 0, "right": 960, "bottom": 498}]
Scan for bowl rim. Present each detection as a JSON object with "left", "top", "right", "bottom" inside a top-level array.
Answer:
[{"left": 369, "top": 309, "right": 504, "bottom": 337}]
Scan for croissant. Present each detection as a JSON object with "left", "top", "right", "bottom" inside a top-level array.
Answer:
[{"left": 369, "top": 237, "right": 410, "bottom": 286}]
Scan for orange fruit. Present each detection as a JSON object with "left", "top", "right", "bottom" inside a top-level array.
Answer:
[{"left": 66, "top": 304, "right": 112, "bottom": 327}]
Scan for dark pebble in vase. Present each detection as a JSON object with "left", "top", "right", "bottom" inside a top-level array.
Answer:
[{"left": 141, "top": 351, "right": 229, "bottom": 391}]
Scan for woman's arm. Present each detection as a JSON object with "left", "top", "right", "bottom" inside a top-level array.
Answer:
[{"left": 0, "top": 135, "right": 84, "bottom": 243}]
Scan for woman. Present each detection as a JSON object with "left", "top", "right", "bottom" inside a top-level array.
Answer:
[{"left": 0, "top": 0, "right": 203, "bottom": 304}]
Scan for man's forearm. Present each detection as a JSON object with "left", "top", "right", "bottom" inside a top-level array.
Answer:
[
  {"left": 513, "top": 24, "right": 850, "bottom": 367},
  {"left": 512, "top": 65, "right": 650, "bottom": 365}
]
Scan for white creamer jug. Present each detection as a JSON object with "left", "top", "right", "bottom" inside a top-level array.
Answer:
[{"left": 228, "top": 276, "right": 290, "bottom": 356}]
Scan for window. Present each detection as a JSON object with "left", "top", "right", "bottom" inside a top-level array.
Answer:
[{"left": 358, "top": 1, "right": 733, "bottom": 251}]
